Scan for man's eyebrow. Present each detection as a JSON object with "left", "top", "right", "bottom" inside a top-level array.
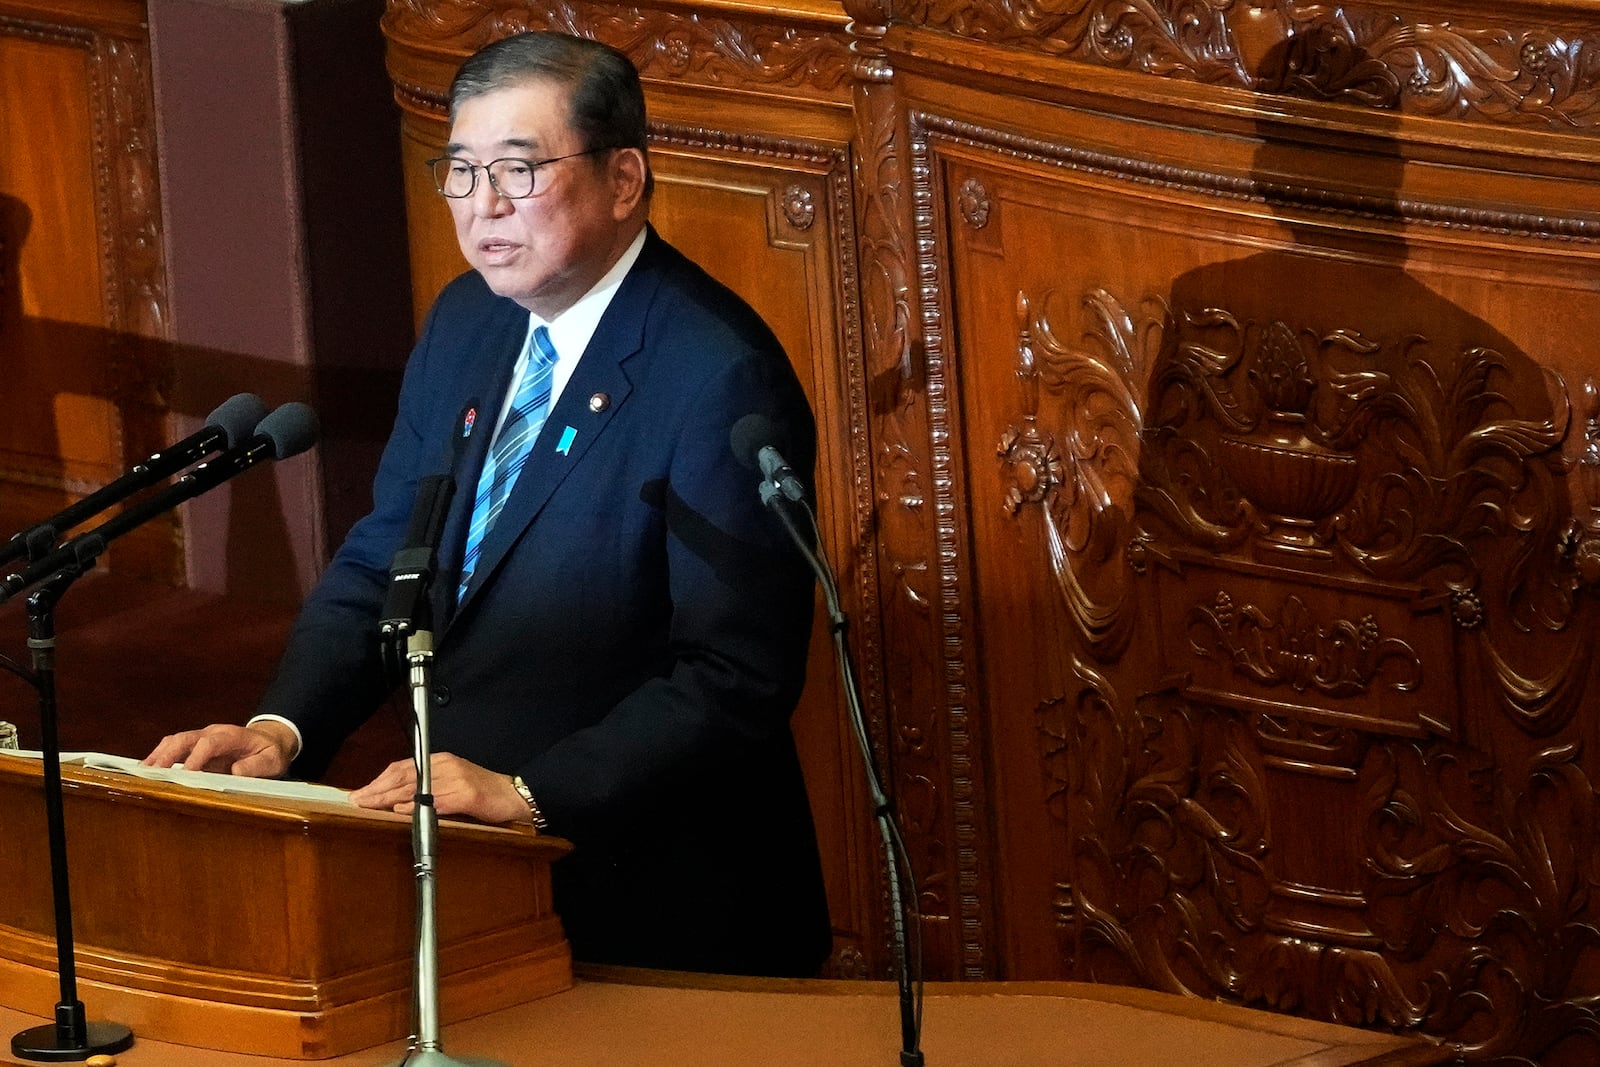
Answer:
[{"left": 442, "top": 137, "right": 540, "bottom": 156}]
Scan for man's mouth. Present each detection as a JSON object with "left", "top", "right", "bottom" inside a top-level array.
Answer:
[{"left": 475, "top": 237, "right": 523, "bottom": 267}]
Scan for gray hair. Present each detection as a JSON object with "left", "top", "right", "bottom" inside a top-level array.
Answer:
[{"left": 449, "top": 32, "right": 653, "bottom": 197}]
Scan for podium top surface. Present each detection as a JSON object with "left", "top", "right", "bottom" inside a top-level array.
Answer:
[{"left": 0, "top": 750, "right": 569, "bottom": 854}]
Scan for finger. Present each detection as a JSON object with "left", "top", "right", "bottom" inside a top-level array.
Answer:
[
  {"left": 231, "top": 748, "right": 287, "bottom": 779},
  {"left": 183, "top": 733, "right": 231, "bottom": 773},
  {"left": 353, "top": 783, "right": 421, "bottom": 812},
  {"left": 349, "top": 761, "right": 417, "bottom": 807},
  {"left": 349, "top": 762, "right": 405, "bottom": 796},
  {"left": 142, "top": 732, "right": 196, "bottom": 767}
]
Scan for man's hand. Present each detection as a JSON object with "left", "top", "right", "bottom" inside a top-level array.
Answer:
[
  {"left": 349, "top": 753, "right": 534, "bottom": 825},
  {"left": 142, "top": 722, "right": 296, "bottom": 779}
]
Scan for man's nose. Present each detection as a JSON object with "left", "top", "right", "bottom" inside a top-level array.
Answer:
[{"left": 471, "top": 173, "right": 511, "bottom": 216}]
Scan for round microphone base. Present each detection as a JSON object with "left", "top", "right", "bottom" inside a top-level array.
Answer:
[
  {"left": 383, "top": 1050, "right": 509, "bottom": 1067},
  {"left": 11, "top": 1020, "right": 134, "bottom": 1062}
]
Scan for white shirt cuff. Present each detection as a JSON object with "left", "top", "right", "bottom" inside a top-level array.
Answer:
[{"left": 246, "top": 714, "right": 304, "bottom": 761}]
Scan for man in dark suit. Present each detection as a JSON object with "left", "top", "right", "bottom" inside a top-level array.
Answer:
[{"left": 146, "top": 31, "right": 830, "bottom": 978}]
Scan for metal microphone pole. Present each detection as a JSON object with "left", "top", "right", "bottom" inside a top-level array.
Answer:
[
  {"left": 380, "top": 474, "right": 503, "bottom": 1067},
  {"left": 761, "top": 483, "right": 926, "bottom": 1067},
  {"left": 9, "top": 568, "right": 134, "bottom": 1062},
  {"left": 382, "top": 627, "right": 504, "bottom": 1067}
]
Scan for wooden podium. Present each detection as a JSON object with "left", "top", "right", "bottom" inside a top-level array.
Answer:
[{"left": 0, "top": 756, "right": 573, "bottom": 1059}]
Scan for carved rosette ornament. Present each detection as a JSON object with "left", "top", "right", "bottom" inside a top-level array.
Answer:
[
  {"left": 780, "top": 184, "right": 816, "bottom": 230},
  {"left": 957, "top": 177, "right": 990, "bottom": 229},
  {"left": 998, "top": 422, "right": 1062, "bottom": 515},
  {"left": 999, "top": 295, "right": 1061, "bottom": 513}
]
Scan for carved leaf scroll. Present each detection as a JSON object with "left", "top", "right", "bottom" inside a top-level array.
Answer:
[{"left": 899, "top": 1, "right": 1600, "bottom": 129}]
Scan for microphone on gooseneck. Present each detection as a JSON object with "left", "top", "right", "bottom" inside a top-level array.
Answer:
[
  {"left": 731, "top": 410, "right": 925, "bottom": 1067},
  {"left": 0, "top": 402, "right": 319, "bottom": 605},
  {"left": 378, "top": 475, "right": 455, "bottom": 639},
  {"left": 729, "top": 413, "right": 806, "bottom": 506},
  {"left": 377, "top": 399, "right": 478, "bottom": 640},
  {"left": 0, "top": 392, "right": 269, "bottom": 569}
]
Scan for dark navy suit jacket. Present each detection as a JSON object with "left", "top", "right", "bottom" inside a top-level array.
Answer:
[{"left": 258, "top": 228, "right": 831, "bottom": 975}]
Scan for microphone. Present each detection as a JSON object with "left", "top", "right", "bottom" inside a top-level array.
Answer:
[
  {"left": 736, "top": 417, "right": 925, "bottom": 1067},
  {"left": 0, "top": 392, "right": 269, "bottom": 569},
  {"left": 378, "top": 474, "right": 455, "bottom": 639},
  {"left": 378, "top": 400, "right": 475, "bottom": 642},
  {"left": 730, "top": 413, "right": 806, "bottom": 504},
  {"left": 0, "top": 402, "right": 319, "bottom": 604}
]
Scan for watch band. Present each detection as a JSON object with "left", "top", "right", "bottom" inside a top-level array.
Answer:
[{"left": 510, "top": 774, "right": 549, "bottom": 832}]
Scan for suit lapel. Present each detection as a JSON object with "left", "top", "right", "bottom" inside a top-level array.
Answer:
[{"left": 454, "top": 233, "right": 666, "bottom": 615}]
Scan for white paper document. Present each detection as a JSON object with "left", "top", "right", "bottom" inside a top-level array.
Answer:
[{"left": 0, "top": 749, "right": 350, "bottom": 805}]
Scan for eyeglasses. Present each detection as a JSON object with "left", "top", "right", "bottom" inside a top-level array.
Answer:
[{"left": 425, "top": 148, "right": 611, "bottom": 199}]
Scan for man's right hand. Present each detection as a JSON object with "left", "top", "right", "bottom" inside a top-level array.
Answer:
[{"left": 142, "top": 722, "right": 296, "bottom": 779}]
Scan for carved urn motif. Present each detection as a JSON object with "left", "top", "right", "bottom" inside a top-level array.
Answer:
[{"left": 1217, "top": 321, "right": 1359, "bottom": 554}]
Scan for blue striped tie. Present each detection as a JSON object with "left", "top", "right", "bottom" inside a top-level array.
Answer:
[{"left": 458, "top": 325, "right": 559, "bottom": 601}]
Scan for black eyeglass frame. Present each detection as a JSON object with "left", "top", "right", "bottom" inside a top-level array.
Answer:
[{"left": 424, "top": 147, "right": 613, "bottom": 199}]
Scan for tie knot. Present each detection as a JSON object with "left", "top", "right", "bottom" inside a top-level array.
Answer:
[{"left": 531, "top": 324, "right": 559, "bottom": 369}]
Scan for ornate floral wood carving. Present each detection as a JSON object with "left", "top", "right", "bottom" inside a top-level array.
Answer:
[
  {"left": 96, "top": 34, "right": 165, "bottom": 342},
  {"left": 1143, "top": 294, "right": 1580, "bottom": 728},
  {"left": 839, "top": 0, "right": 972, "bottom": 976},
  {"left": 1054, "top": 678, "right": 1600, "bottom": 1062},
  {"left": 1009, "top": 273, "right": 1598, "bottom": 1061},
  {"left": 95, "top": 31, "right": 169, "bottom": 421},
  {"left": 897, "top": 0, "right": 1600, "bottom": 130},
  {"left": 384, "top": 0, "right": 852, "bottom": 113},
  {"left": 998, "top": 289, "right": 1141, "bottom": 661}
]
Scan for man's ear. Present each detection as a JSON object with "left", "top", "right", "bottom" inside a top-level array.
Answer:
[{"left": 610, "top": 148, "right": 648, "bottom": 219}]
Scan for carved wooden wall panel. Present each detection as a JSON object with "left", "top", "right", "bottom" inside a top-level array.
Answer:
[
  {"left": 0, "top": 0, "right": 175, "bottom": 581},
  {"left": 897, "top": 13, "right": 1600, "bottom": 1059},
  {"left": 385, "top": 1, "right": 1600, "bottom": 1061},
  {"left": 650, "top": 131, "right": 882, "bottom": 979}
]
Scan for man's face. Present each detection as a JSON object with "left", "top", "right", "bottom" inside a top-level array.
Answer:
[{"left": 445, "top": 79, "right": 632, "bottom": 319}]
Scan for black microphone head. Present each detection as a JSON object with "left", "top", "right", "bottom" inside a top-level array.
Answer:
[
  {"left": 254, "top": 402, "right": 321, "bottom": 460},
  {"left": 730, "top": 413, "right": 783, "bottom": 471},
  {"left": 206, "top": 393, "right": 270, "bottom": 449}
]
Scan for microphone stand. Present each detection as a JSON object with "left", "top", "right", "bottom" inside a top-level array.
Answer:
[
  {"left": 0, "top": 400, "right": 310, "bottom": 1060},
  {"left": 761, "top": 483, "right": 925, "bottom": 1066},
  {"left": 379, "top": 486, "right": 504, "bottom": 1067},
  {"left": 7, "top": 565, "right": 134, "bottom": 1062}
]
